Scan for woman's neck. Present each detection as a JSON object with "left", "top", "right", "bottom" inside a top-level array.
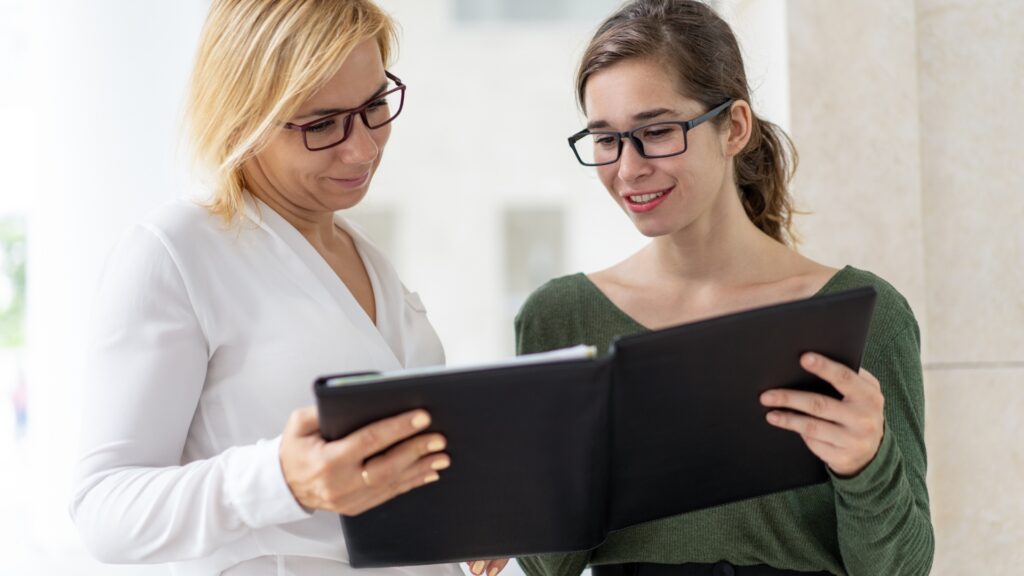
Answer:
[
  {"left": 645, "top": 186, "right": 786, "bottom": 287},
  {"left": 244, "top": 169, "right": 339, "bottom": 250}
]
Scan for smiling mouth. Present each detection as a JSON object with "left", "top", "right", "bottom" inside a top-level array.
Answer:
[
  {"left": 327, "top": 173, "right": 370, "bottom": 188},
  {"left": 330, "top": 173, "right": 368, "bottom": 182},
  {"left": 624, "top": 186, "right": 673, "bottom": 204},
  {"left": 626, "top": 191, "right": 667, "bottom": 204}
]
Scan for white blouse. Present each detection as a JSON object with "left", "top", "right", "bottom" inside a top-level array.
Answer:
[{"left": 70, "top": 195, "right": 463, "bottom": 576}]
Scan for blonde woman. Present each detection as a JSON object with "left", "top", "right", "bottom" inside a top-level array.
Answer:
[{"left": 70, "top": 1, "right": 461, "bottom": 574}]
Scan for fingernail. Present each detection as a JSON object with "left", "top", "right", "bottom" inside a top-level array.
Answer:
[
  {"left": 766, "top": 411, "right": 780, "bottom": 424},
  {"left": 424, "top": 472, "right": 440, "bottom": 484},
  {"left": 427, "top": 438, "right": 446, "bottom": 452},
  {"left": 804, "top": 353, "right": 817, "bottom": 367},
  {"left": 431, "top": 456, "right": 450, "bottom": 471},
  {"left": 489, "top": 567, "right": 499, "bottom": 576},
  {"left": 472, "top": 561, "right": 486, "bottom": 575},
  {"left": 411, "top": 412, "right": 431, "bottom": 429},
  {"left": 761, "top": 392, "right": 775, "bottom": 404}
]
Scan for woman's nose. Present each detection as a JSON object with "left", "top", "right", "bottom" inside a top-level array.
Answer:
[
  {"left": 336, "top": 116, "right": 380, "bottom": 164},
  {"left": 617, "top": 139, "right": 653, "bottom": 182}
]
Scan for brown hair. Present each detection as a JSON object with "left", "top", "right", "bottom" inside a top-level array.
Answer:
[{"left": 577, "top": 0, "right": 799, "bottom": 245}]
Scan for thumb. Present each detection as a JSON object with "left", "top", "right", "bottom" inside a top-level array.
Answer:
[{"left": 284, "top": 405, "right": 321, "bottom": 439}]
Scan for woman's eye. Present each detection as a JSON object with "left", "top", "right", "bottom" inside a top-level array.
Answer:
[
  {"left": 306, "top": 119, "right": 335, "bottom": 133},
  {"left": 642, "top": 128, "right": 672, "bottom": 139}
]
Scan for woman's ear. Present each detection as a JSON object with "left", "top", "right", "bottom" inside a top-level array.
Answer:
[{"left": 723, "top": 100, "right": 753, "bottom": 158}]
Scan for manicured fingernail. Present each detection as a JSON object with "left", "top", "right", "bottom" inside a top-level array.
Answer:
[
  {"left": 472, "top": 561, "right": 486, "bottom": 575},
  {"left": 427, "top": 438, "right": 446, "bottom": 452},
  {"left": 431, "top": 456, "right": 451, "bottom": 471},
  {"left": 412, "top": 412, "right": 431, "bottom": 429},
  {"left": 424, "top": 472, "right": 440, "bottom": 484},
  {"left": 489, "top": 567, "right": 499, "bottom": 576}
]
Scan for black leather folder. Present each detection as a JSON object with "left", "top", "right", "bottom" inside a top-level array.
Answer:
[{"left": 314, "top": 286, "right": 877, "bottom": 567}]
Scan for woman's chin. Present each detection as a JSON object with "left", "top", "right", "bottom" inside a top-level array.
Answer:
[
  {"left": 629, "top": 216, "right": 676, "bottom": 239},
  {"left": 318, "top": 184, "right": 371, "bottom": 211}
]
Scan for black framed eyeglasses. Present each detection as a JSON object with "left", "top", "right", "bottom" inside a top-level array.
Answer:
[
  {"left": 284, "top": 71, "right": 406, "bottom": 151},
  {"left": 568, "top": 99, "right": 734, "bottom": 166}
]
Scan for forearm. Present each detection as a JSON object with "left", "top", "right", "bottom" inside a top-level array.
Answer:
[
  {"left": 832, "top": 425, "right": 934, "bottom": 575},
  {"left": 70, "top": 436, "right": 310, "bottom": 563}
]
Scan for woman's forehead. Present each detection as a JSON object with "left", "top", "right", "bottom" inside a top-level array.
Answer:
[
  {"left": 584, "top": 59, "right": 701, "bottom": 121},
  {"left": 295, "top": 40, "right": 386, "bottom": 118}
]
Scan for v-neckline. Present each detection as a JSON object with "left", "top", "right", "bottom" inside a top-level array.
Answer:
[
  {"left": 577, "top": 265, "right": 853, "bottom": 332},
  {"left": 240, "top": 195, "right": 401, "bottom": 372},
  {"left": 319, "top": 221, "right": 381, "bottom": 328}
]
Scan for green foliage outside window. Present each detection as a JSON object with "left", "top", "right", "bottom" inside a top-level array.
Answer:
[{"left": 0, "top": 215, "right": 26, "bottom": 348}]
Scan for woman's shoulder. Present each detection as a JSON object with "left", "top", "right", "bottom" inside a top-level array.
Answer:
[
  {"left": 102, "top": 200, "right": 208, "bottom": 269},
  {"left": 141, "top": 198, "right": 232, "bottom": 245},
  {"left": 824, "top": 265, "right": 919, "bottom": 344},
  {"left": 824, "top": 266, "right": 913, "bottom": 312},
  {"left": 97, "top": 200, "right": 251, "bottom": 301},
  {"left": 96, "top": 203, "right": 218, "bottom": 317},
  {"left": 130, "top": 198, "right": 268, "bottom": 272},
  {"left": 516, "top": 273, "right": 591, "bottom": 320},
  {"left": 515, "top": 273, "right": 597, "bottom": 355}
]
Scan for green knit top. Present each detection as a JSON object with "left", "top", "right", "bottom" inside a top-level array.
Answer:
[{"left": 514, "top": 266, "right": 934, "bottom": 576}]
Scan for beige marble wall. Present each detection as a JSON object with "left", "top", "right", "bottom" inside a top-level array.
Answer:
[
  {"left": 926, "top": 369, "right": 1024, "bottom": 572},
  {"left": 788, "top": 0, "right": 1024, "bottom": 573},
  {"left": 916, "top": 0, "right": 1024, "bottom": 365},
  {"left": 915, "top": 1, "right": 1024, "bottom": 573},
  {"left": 787, "top": 0, "right": 929, "bottom": 334}
]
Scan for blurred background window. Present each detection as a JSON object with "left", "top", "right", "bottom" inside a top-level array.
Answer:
[
  {"left": 0, "top": 216, "right": 27, "bottom": 439},
  {"left": 1, "top": 0, "right": 31, "bottom": 442}
]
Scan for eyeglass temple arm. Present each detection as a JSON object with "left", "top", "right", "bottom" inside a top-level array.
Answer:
[{"left": 686, "top": 98, "right": 735, "bottom": 129}]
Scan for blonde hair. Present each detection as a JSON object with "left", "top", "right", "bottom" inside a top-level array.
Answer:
[{"left": 184, "top": 0, "right": 397, "bottom": 222}]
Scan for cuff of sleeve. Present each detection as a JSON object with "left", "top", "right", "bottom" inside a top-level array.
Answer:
[
  {"left": 223, "top": 435, "right": 315, "bottom": 529},
  {"left": 829, "top": 423, "right": 900, "bottom": 498}
]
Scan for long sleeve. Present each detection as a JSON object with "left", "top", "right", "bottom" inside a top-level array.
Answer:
[
  {"left": 830, "top": 316, "right": 934, "bottom": 575},
  {"left": 69, "top": 224, "right": 311, "bottom": 564}
]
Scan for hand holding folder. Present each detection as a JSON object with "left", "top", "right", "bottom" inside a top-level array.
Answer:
[{"left": 314, "top": 286, "right": 877, "bottom": 567}]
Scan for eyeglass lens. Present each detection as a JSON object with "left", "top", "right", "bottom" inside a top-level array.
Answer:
[
  {"left": 573, "top": 123, "right": 687, "bottom": 165},
  {"left": 304, "top": 88, "right": 404, "bottom": 150}
]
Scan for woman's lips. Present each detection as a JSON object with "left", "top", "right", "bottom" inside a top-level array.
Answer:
[
  {"left": 326, "top": 172, "right": 369, "bottom": 190},
  {"left": 622, "top": 186, "right": 673, "bottom": 213}
]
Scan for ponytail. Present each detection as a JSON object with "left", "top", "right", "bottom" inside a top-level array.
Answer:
[{"left": 735, "top": 115, "right": 799, "bottom": 245}]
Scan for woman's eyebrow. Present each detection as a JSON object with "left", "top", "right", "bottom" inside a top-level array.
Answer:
[
  {"left": 297, "top": 80, "right": 390, "bottom": 119},
  {"left": 586, "top": 108, "right": 676, "bottom": 130}
]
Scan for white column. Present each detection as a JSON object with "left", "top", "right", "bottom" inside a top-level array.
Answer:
[{"left": 19, "top": 0, "right": 207, "bottom": 571}]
